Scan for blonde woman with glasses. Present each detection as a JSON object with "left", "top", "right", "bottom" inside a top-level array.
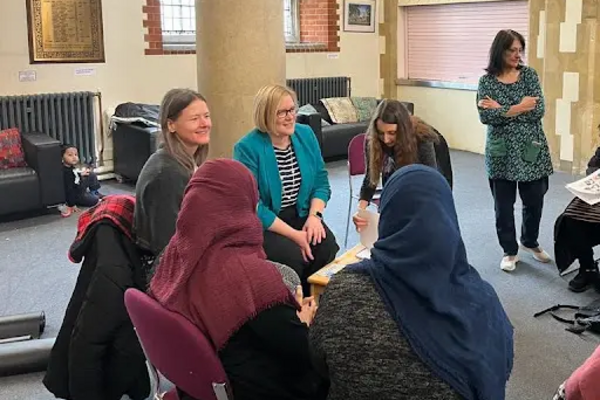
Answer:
[{"left": 234, "top": 84, "right": 339, "bottom": 295}]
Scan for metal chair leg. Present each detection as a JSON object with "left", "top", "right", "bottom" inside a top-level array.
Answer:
[{"left": 344, "top": 192, "right": 352, "bottom": 249}]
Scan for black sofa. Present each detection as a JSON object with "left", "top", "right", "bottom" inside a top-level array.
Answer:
[
  {"left": 111, "top": 103, "right": 161, "bottom": 183},
  {"left": 112, "top": 123, "right": 159, "bottom": 183},
  {"left": 296, "top": 101, "right": 415, "bottom": 160},
  {"left": 0, "top": 132, "right": 65, "bottom": 217}
]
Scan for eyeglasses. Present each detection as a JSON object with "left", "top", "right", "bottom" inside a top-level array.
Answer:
[
  {"left": 276, "top": 107, "right": 298, "bottom": 119},
  {"left": 507, "top": 47, "right": 524, "bottom": 55}
]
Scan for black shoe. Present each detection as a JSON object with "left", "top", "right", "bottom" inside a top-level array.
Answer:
[{"left": 569, "top": 269, "right": 599, "bottom": 293}]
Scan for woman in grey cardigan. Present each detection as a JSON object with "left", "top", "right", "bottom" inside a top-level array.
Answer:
[
  {"left": 310, "top": 165, "right": 514, "bottom": 400},
  {"left": 134, "top": 88, "right": 210, "bottom": 257}
]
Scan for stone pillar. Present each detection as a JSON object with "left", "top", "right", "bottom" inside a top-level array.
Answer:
[
  {"left": 196, "top": 0, "right": 287, "bottom": 159},
  {"left": 379, "top": 0, "right": 398, "bottom": 100},
  {"left": 529, "top": 0, "right": 600, "bottom": 174}
]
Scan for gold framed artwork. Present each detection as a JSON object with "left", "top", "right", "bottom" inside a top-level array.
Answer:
[{"left": 26, "top": 0, "right": 105, "bottom": 64}]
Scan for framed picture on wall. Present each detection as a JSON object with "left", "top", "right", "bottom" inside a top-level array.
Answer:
[{"left": 343, "top": 0, "right": 376, "bottom": 33}]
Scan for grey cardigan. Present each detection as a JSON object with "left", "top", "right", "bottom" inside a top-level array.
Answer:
[
  {"left": 310, "top": 270, "right": 462, "bottom": 400},
  {"left": 134, "top": 148, "right": 190, "bottom": 256}
]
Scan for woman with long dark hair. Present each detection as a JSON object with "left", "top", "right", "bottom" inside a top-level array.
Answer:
[
  {"left": 352, "top": 99, "right": 441, "bottom": 231},
  {"left": 477, "top": 29, "right": 553, "bottom": 272}
]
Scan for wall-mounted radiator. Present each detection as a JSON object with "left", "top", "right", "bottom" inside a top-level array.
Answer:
[
  {"left": 286, "top": 76, "right": 351, "bottom": 107},
  {"left": 0, "top": 92, "right": 99, "bottom": 164}
]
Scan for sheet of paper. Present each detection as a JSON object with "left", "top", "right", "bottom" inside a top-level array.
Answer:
[
  {"left": 356, "top": 247, "right": 371, "bottom": 260},
  {"left": 566, "top": 169, "right": 600, "bottom": 205},
  {"left": 316, "top": 263, "right": 346, "bottom": 278},
  {"left": 357, "top": 209, "right": 379, "bottom": 249}
]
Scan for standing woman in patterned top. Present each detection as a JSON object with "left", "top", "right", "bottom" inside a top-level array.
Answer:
[
  {"left": 477, "top": 29, "right": 554, "bottom": 272},
  {"left": 234, "top": 84, "right": 339, "bottom": 295}
]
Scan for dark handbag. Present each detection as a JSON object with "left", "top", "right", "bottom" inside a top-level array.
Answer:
[{"left": 534, "top": 298, "right": 600, "bottom": 334}]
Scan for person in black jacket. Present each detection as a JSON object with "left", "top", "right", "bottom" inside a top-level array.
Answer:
[
  {"left": 43, "top": 195, "right": 150, "bottom": 400},
  {"left": 60, "top": 144, "right": 103, "bottom": 217},
  {"left": 554, "top": 142, "right": 600, "bottom": 292}
]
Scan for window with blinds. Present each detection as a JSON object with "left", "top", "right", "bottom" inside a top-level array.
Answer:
[{"left": 405, "top": 0, "right": 529, "bottom": 85}]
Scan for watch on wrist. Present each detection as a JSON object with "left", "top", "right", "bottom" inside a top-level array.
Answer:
[{"left": 313, "top": 211, "right": 323, "bottom": 220}]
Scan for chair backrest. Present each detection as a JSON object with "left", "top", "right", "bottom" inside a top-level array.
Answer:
[
  {"left": 348, "top": 133, "right": 367, "bottom": 176},
  {"left": 124, "top": 289, "right": 229, "bottom": 400}
]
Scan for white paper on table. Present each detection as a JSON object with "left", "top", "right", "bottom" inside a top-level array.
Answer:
[
  {"left": 356, "top": 247, "right": 371, "bottom": 259},
  {"left": 357, "top": 209, "right": 379, "bottom": 249}
]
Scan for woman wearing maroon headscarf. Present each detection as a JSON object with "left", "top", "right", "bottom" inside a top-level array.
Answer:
[{"left": 149, "top": 159, "right": 325, "bottom": 400}]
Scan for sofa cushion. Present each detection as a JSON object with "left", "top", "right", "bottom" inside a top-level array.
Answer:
[
  {"left": 0, "top": 128, "right": 27, "bottom": 170},
  {"left": 351, "top": 97, "right": 378, "bottom": 122},
  {"left": 298, "top": 104, "right": 330, "bottom": 127},
  {"left": 0, "top": 167, "right": 36, "bottom": 181},
  {"left": 320, "top": 98, "right": 359, "bottom": 124}
]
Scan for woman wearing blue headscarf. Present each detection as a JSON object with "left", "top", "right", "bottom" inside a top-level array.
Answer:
[{"left": 310, "top": 165, "right": 514, "bottom": 400}]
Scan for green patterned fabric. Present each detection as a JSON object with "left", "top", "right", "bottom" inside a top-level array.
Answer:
[
  {"left": 351, "top": 97, "right": 378, "bottom": 122},
  {"left": 477, "top": 66, "right": 553, "bottom": 182}
]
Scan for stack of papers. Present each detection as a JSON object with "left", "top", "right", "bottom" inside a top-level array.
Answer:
[{"left": 566, "top": 169, "right": 600, "bottom": 205}]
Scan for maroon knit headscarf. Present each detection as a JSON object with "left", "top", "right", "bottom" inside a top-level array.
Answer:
[{"left": 149, "top": 158, "right": 297, "bottom": 350}]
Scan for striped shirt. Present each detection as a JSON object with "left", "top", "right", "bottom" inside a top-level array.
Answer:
[
  {"left": 564, "top": 197, "right": 600, "bottom": 224},
  {"left": 274, "top": 145, "right": 302, "bottom": 208}
]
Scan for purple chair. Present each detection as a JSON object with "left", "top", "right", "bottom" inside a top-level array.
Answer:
[
  {"left": 345, "top": 133, "right": 381, "bottom": 248},
  {"left": 124, "top": 289, "right": 231, "bottom": 400}
]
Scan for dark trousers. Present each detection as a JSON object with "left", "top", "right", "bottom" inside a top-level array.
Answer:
[
  {"left": 561, "top": 216, "right": 600, "bottom": 270},
  {"left": 75, "top": 173, "right": 101, "bottom": 207},
  {"left": 489, "top": 177, "right": 549, "bottom": 256},
  {"left": 263, "top": 207, "right": 339, "bottom": 295}
]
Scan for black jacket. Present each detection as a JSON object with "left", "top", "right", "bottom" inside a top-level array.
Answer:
[
  {"left": 43, "top": 197, "right": 149, "bottom": 400},
  {"left": 554, "top": 148, "right": 600, "bottom": 272}
]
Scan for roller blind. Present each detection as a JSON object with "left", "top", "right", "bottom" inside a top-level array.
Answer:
[{"left": 406, "top": 0, "right": 529, "bottom": 84}]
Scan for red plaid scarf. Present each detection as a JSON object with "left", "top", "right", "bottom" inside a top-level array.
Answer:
[{"left": 68, "top": 195, "right": 136, "bottom": 263}]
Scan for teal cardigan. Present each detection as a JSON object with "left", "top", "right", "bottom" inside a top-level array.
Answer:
[{"left": 233, "top": 124, "right": 331, "bottom": 230}]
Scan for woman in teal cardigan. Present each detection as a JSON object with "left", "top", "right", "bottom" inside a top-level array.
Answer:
[{"left": 234, "top": 84, "right": 339, "bottom": 294}]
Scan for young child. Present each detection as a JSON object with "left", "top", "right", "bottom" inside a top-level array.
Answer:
[{"left": 60, "top": 144, "right": 103, "bottom": 217}]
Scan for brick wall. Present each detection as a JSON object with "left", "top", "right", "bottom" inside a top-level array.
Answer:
[
  {"left": 143, "top": 0, "right": 339, "bottom": 55},
  {"left": 296, "top": 0, "right": 340, "bottom": 53}
]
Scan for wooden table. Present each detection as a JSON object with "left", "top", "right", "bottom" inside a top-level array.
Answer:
[{"left": 308, "top": 244, "right": 366, "bottom": 300}]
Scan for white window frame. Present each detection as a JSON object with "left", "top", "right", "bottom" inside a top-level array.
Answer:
[{"left": 159, "top": 0, "right": 301, "bottom": 49}]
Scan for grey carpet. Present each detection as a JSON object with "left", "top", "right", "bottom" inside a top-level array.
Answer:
[{"left": 0, "top": 150, "right": 598, "bottom": 400}]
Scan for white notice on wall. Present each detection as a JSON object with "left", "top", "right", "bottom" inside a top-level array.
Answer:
[
  {"left": 75, "top": 67, "right": 96, "bottom": 76},
  {"left": 19, "top": 70, "right": 37, "bottom": 82},
  {"left": 327, "top": 53, "right": 339, "bottom": 60}
]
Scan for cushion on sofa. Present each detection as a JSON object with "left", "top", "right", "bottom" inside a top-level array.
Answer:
[
  {"left": 298, "top": 104, "right": 330, "bottom": 127},
  {"left": 0, "top": 128, "right": 27, "bottom": 170},
  {"left": 320, "top": 98, "right": 359, "bottom": 124},
  {"left": 351, "top": 97, "right": 378, "bottom": 122}
]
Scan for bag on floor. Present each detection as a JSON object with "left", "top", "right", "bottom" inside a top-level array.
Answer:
[{"left": 534, "top": 297, "right": 600, "bottom": 334}]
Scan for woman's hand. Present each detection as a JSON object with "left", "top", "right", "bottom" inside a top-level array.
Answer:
[
  {"left": 290, "top": 229, "right": 314, "bottom": 262},
  {"left": 297, "top": 296, "right": 318, "bottom": 327},
  {"left": 352, "top": 207, "right": 369, "bottom": 232},
  {"left": 519, "top": 96, "right": 539, "bottom": 112},
  {"left": 303, "top": 215, "right": 326, "bottom": 245},
  {"left": 478, "top": 96, "right": 502, "bottom": 109}
]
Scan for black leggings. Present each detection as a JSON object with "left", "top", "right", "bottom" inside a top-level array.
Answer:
[{"left": 263, "top": 206, "right": 339, "bottom": 295}]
